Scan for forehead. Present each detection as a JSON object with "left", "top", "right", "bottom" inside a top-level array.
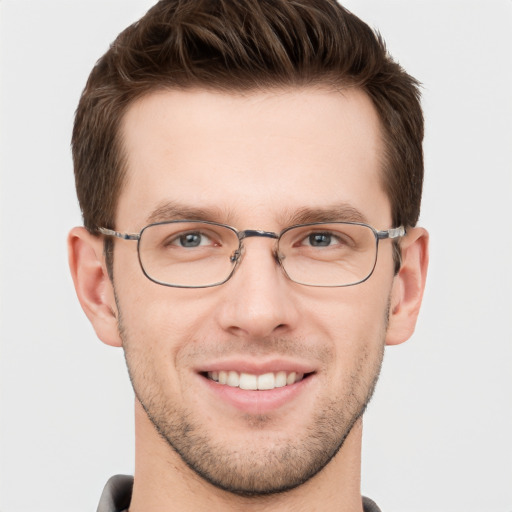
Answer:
[{"left": 117, "top": 87, "right": 389, "bottom": 229}]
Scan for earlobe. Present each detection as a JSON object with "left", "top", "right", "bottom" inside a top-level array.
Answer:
[
  {"left": 385, "top": 227, "right": 429, "bottom": 346},
  {"left": 68, "top": 227, "right": 122, "bottom": 347}
]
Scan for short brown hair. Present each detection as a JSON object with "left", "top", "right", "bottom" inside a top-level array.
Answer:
[{"left": 72, "top": 0, "right": 423, "bottom": 236}]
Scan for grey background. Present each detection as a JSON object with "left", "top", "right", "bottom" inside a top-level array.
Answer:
[{"left": 1, "top": 1, "right": 511, "bottom": 510}]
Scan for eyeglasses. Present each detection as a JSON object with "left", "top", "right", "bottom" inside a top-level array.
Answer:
[{"left": 98, "top": 220, "right": 405, "bottom": 288}]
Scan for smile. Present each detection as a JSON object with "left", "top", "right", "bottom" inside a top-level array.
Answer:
[{"left": 206, "top": 370, "right": 305, "bottom": 390}]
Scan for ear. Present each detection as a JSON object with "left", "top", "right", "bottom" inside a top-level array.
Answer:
[
  {"left": 385, "top": 227, "right": 429, "bottom": 346},
  {"left": 68, "top": 227, "right": 122, "bottom": 347}
]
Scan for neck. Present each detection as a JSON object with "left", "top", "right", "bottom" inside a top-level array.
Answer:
[{"left": 129, "top": 401, "right": 365, "bottom": 512}]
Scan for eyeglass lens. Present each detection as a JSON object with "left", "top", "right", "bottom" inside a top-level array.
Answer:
[{"left": 138, "top": 221, "right": 378, "bottom": 288}]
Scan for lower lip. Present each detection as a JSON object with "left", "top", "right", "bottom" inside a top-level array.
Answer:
[{"left": 199, "top": 374, "right": 314, "bottom": 415}]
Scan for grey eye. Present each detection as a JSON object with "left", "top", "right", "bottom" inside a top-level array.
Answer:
[
  {"left": 178, "top": 232, "right": 203, "bottom": 247},
  {"left": 308, "top": 233, "right": 332, "bottom": 246}
]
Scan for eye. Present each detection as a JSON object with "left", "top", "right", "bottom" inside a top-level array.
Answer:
[
  {"left": 305, "top": 232, "right": 336, "bottom": 247},
  {"left": 170, "top": 231, "right": 214, "bottom": 248},
  {"left": 301, "top": 231, "right": 346, "bottom": 247}
]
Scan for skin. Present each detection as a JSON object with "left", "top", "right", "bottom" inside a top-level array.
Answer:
[{"left": 69, "top": 88, "right": 429, "bottom": 512}]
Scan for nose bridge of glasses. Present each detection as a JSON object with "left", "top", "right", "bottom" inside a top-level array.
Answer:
[
  {"left": 238, "top": 229, "right": 279, "bottom": 241},
  {"left": 230, "top": 229, "right": 281, "bottom": 264}
]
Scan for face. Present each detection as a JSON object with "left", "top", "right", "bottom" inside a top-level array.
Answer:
[{"left": 113, "top": 88, "right": 396, "bottom": 495}]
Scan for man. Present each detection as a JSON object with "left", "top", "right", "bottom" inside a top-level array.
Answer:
[{"left": 68, "top": 0, "right": 428, "bottom": 510}]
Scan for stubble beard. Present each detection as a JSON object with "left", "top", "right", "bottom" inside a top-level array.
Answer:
[{"left": 118, "top": 306, "right": 386, "bottom": 497}]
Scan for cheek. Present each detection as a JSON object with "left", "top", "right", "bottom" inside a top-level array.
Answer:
[
  {"left": 306, "top": 281, "right": 391, "bottom": 334},
  {"left": 118, "top": 294, "right": 196, "bottom": 402},
  {"left": 115, "top": 275, "right": 220, "bottom": 368},
  {"left": 302, "top": 285, "right": 390, "bottom": 375}
]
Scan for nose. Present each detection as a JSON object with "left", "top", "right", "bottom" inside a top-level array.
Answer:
[{"left": 216, "top": 237, "right": 300, "bottom": 339}]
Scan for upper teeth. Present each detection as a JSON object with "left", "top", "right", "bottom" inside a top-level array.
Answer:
[{"left": 207, "top": 371, "right": 304, "bottom": 391}]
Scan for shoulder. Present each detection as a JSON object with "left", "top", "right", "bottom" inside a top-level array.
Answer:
[
  {"left": 96, "top": 475, "right": 133, "bottom": 512},
  {"left": 363, "top": 496, "right": 382, "bottom": 512}
]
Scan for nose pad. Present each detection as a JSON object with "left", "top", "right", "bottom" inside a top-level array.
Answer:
[
  {"left": 229, "top": 246, "right": 244, "bottom": 264},
  {"left": 230, "top": 243, "right": 283, "bottom": 273},
  {"left": 275, "top": 248, "right": 286, "bottom": 264}
]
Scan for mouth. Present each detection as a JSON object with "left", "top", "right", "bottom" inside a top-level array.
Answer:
[
  {"left": 198, "top": 364, "right": 317, "bottom": 414},
  {"left": 203, "top": 370, "right": 312, "bottom": 391}
]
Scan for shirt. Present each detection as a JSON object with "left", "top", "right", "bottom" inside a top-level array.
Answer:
[{"left": 97, "top": 474, "right": 383, "bottom": 512}]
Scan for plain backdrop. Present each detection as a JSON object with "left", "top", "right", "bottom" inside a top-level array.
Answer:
[{"left": 1, "top": 1, "right": 511, "bottom": 511}]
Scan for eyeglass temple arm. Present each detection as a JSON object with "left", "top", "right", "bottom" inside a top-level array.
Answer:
[
  {"left": 97, "top": 227, "right": 140, "bottom": 241},
  {"left": 376, "top": 226, "right": 406, "bottom": 240}
]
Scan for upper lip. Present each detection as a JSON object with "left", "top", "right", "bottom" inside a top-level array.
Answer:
[{"left": 196, "top": 358, "right": 317, "bottom": 375}]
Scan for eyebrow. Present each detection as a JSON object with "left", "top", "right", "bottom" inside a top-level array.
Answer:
[
  {"left": 146, "top": 201, "right": 368, "bottom": 227},
  {"left": 282, "top": 204, "right": 369, "bottom": 226},
  {"left": 146, "top": 201, "right": 226, "bottom": 225}
]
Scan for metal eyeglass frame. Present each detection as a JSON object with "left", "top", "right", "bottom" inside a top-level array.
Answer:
[{"left": 98, "top": 220, "right": 406, "bottom": 288}]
